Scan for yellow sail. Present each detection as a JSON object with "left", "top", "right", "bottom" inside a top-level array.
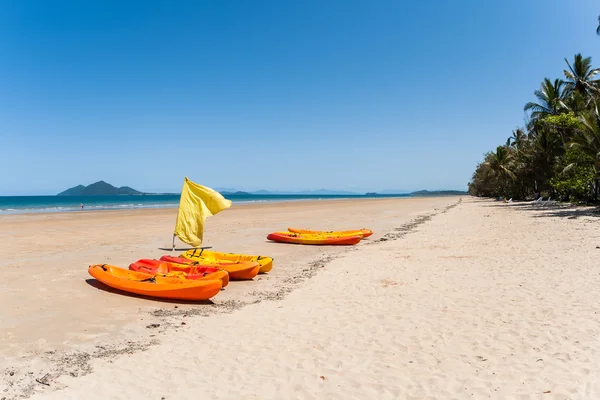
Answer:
[{"left": 174, "top": 177, "right": 232, "bottom": 247}]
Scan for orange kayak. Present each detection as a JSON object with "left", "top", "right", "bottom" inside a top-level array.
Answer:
[
  {"left": 287, "top": 227, "right": 373, "bottom": 238},
  {"left": 88, "top": 264, "right": 222, "bottom": 301},
  {"left": 160, "top": 255, "right": 260, "bottom": 280},
  {"left": 267, "top": 232, "right": 362, "bottom": 245},
  {"left": 129, "top": 259, "right": 229, "bottom": 287}
]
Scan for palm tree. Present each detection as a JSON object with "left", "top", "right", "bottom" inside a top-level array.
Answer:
[
  {"left": 486, "top": 146, "right": 514, "bottom": 178},
  {"left": 507, "top": 128, "right": 537, "bottom": 197},
  {"left": 563, "top": 54, "right": 600, "bottom": 98},
  {"left": 508, "top": 128, "right": 528, "bottom": 149},
  {"left": 522, "top": 125, "right": 563, "bottom": 195},
  {"left": 524, "top": 78, "right": 567, "bottom": 121},
  {"left": 468, "top": 160, "right": 495, "bottom": 197},
  {"left": 571, "top": 106, "right": 600, "bottom": 168},
  {"left": 483, "top": 146, "right": 516, "bottom": 197},
  {"left": 569, "top": 102, "right": 600, "bottom": 198},
  {"left": 563, "top": 90, "right": 587, "bottom": 116}
]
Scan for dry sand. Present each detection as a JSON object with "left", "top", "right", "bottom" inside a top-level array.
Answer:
[
  {"left": 1, "top": 196, "right": 454, "bottom": 398},
  {"left": 3, "top": 196, "right": 600, "bottom": 399}
]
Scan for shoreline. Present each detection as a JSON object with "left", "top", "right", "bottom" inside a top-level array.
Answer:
[
  {"left": 0, "top": 193, "right": 464, "bottom": 216},
  {"left": 0, "top": 196, "right": 415, "bottom": 220}
]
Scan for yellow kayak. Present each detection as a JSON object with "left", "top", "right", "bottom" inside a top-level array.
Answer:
[
  {"left": 287, "top": 227, "right": 373, "bottom": 238},
  {"left": 180, "top": 249, "right": 273, "bottom": 274}
]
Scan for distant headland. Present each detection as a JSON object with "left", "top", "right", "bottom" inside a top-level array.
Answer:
[{"left": 57, "top": 181, "right": 144, "bottom": 196}]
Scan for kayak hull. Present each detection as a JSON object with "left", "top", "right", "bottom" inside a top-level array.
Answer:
[
  {"left": 267, "top": 232, "right": 362, "bottom": 245},
  {"left": 287, "top": 227, "right": 373, "bottom": 238},
  {"left": 88, "top": 264, "right": 222, "bottom": 301},
  {"left": 129, "top": 259, "right": 230, "bottom": 287}
]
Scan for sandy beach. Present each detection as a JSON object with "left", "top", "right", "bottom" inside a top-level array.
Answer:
[{"left": 3, "top": 196, "right": 600, "bottom": 399}]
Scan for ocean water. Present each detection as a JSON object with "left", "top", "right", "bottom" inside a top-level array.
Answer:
[{"left": 0, "top": 193, "right": 414, "bottom": 215}]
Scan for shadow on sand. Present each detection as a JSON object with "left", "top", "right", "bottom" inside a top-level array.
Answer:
[
  {"left": 482, "top": 200, "right": 600, "bottom": 220},
  {"left": 84, "top": 278, "right": 217, "bottom": 305}
]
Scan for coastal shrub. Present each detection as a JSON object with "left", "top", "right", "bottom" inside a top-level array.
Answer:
[{"left": 550, "top": 148, "right": 595, "bottom": 201}]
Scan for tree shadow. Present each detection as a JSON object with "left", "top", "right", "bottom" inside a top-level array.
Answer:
[
  {"left": 85, "top": 279, "right": 217, "bottom": 305},
  {"left": 481, "top": 200, "right": 600, "bottom": 219},
  {"left": 529, "top": 206, "right": 600, "bottom": 219}
]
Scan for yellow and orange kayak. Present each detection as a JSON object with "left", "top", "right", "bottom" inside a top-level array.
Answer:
[
  {"left": 267, "top": 232, "right": 362, "bottom": 245},
  {"left": 88, "top": 264, "right": 222, "bottom": 301},
  {"left": 179, "top": 249, "right": 273, "bottom": 274},
  {"left": 168, "top": 254, "right": 261, "bottom": 280},
  {"left": 287, "top": 227, "right": 373, "bottom": 238},
  {"left": 129, "top": 259, "right": 230, "bottom": 287}
]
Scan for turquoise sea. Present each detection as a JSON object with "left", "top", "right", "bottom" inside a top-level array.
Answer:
[{"left": 0, "top": 193, "right": 416, "bottom": 215}]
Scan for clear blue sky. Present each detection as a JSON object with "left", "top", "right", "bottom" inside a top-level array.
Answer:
[{"left": 1, "top": 0, "right": 599, "bottom": 195}]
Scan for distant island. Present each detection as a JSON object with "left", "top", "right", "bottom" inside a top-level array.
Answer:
[{"left": 58, "top": 181, "right": 143, "bottom": 196}]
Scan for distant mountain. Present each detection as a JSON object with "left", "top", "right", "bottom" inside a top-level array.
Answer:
[
  {"left": 214, "top": 187, "right": 241, "bottom": 193},
  {"left": 379, "top": 189, "right": 409, "bottom": 194},
  {"left": 57, "top": 181, "right": 143, "bottom": 196},
  {"left": 59, "top": 185, "right": 86, "bottom": 196}
]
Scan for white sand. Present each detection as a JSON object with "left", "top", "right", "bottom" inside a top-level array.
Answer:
[
  {"left": 5, "top": 197, "right": 600, "bottom": 399},
  {"left": 1, "top": 197, "right": 454, "bottom": 398}
]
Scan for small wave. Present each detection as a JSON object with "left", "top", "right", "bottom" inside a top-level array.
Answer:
[
  {"left": 0, "top": 195, "right": 402, "bottom": 215},
  {"left": 0, "top": 202, "right": 181, "bottom": 215}
]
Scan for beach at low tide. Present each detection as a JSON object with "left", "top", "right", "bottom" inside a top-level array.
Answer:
[{"left": 3, "top": 196, "right": 600, "bottom": 399}]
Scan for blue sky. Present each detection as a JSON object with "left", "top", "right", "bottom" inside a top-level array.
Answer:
[{"left": 1, "top": 0, "right": 599, "bottom": 195}]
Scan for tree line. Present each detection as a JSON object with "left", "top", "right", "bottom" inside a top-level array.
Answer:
[{"left": 468, "top": 19, "right": 600, "bottom": 202}]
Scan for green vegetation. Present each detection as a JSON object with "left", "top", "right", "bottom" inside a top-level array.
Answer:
[{"left": 469, "top": 28, "right": 600, "bottom": 202}]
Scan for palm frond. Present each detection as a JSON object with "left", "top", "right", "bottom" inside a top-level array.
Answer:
[
  {"left": 523, "top": 102, "right": 550, "bottom": 113},
  {"left": 564, "top": 57, "right": 577, "bottom": 80}
]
